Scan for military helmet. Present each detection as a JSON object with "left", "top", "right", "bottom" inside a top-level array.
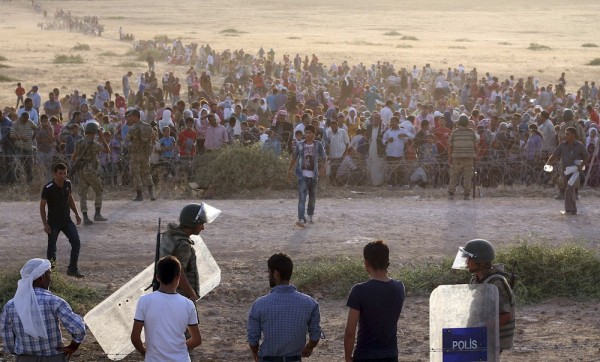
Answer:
[
  {"left": 462, "top": 239, "right": 495, "bottom": 262},
  {"left": 562, "top": 108, "right": 574, "bottom": 121},
  {"left": 84, "top": 122, "right": 99, "bottom": 134},
  {"left": 457, "top": 114, "right": 470, "bottom": 127},
  {"left": 179, "top": 202, "right": 221, "bottom": 228}
]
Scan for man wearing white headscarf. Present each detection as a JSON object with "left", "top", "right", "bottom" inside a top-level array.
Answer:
[{"left": 0, "top": 259, "right": 86, "bottom": 361}]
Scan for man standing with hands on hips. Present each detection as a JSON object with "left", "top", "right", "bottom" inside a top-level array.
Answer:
[{"left": 287, "top": 125, "right": 327, "bottom": 227}]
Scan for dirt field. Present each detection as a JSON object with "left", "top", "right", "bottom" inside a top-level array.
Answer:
[
  {"left": 1, "top": 0, "right": 600, "bottom": 103},
  {"left": 0, "top": 195, "right": 599, "bottom": 361}
]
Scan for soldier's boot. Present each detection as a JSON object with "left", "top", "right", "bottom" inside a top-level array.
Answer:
[
  {"left": 83, "top": 212, "right": 94, "bottom": 226},
  {"left": 148, "top": 186, "right": 156, "bottom": 201},
  {"left": 94, "top": 207, "right": 108, "bottom": 222},
  {"left": 132, "top": 190, "right": 143, "bottom": 201}
]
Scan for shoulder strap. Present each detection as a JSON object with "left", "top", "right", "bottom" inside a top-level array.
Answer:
[{"left": 483, "top": 273, "right": 515, "bottom": 305}]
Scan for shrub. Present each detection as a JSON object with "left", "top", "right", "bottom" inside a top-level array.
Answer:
[
  {"left": 194, "top": 142, "right": 290, "bottom": 196},
  {"left": 455, "top": 38, "right": 472, "bottom": 42},
  {"left": 528, "top": 43, "right": 551, "bottom": 51},
  {"left": 99, "top": 51, "right": 119, "bottom": 57},
  {"left": 54, "top": 54, "right": 84, "bottom": 64},
  {"left": 295, "top": 242, "right": 600, "bottom": 303},
  {"left": 287, "top": 36, "right": 301, "bottom": 40},
  {"left": 118, "top": 61, "right": 143, "bottom": 68},
  {"left": 219, "top": 28, "right": 246, "bottom": 35},
  {"left": 582, "top": 43, "right": 598, "bottom": 48},
  {"left": 587, "top": 58, "right": 600, "bottom": 66},
  {"left": 401, "top": 35, "right": 419, "bottom": 41},
  {"left": 449, "top": 46, "right": 467, "bottom": 49},
  {"left": 498, "top": 42, "right": 512, "bottom": 45},
  {"left": 396, "top": 44, "right": 413, "bottom": 49},
  {"left": 0, "top": 55, "right": 7, "bottom": 61},
  {"left": 154, "top": 34, "right": 173, "bottom": 43},
  {"left": 0, "top": 64, "right": 10, "bottom": 68},
  {"left": 72, "top": 43, "right": 90, "bottom": 51},
  {"left": 134, "top": 48, "right": 164, "bottom": 62},
  {"left": 0, "top": 270, "right": 101, "bottom": 312},
  {"left": 0, "top": 74, "right": 15, "bottom": 82},
  {"left": 383, "top": 31, "right": 401, "bottom": 36}
]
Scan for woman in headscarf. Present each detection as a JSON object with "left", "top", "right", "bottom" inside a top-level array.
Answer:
[
  {"left": 158, "top": 108, "right": 175, "bottom": 131},
  {"left": 346, "top": 107, "right": 360, "bottom": 136}
]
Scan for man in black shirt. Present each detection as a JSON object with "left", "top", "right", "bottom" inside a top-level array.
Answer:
[
  {"left": 39, "top": 163, "right": 84, "bottom": 278},
  {"left": 344, "top": 240, "right": 405, "bottom": 362}
]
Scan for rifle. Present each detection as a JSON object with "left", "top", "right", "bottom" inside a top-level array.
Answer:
[{"left": 145, "top": 218, "right": 161, "bottom": 291}]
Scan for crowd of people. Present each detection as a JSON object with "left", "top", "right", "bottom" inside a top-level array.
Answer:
[
  {"left": 37, "top": 8, "right": 104, "bottom": 36},
  {"left": 2, "top": 45, "right": 600, "bottom": 199}
]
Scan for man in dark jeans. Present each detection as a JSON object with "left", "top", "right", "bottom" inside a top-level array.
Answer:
[
  {"left": 40, "top": 163, "right": 84, "bottom": 278},
  {"left": 344, "top": 240, "right": 405, "bottom": 362}
]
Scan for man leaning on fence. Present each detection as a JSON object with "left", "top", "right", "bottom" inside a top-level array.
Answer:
[{"left": 448, "top": 114, "right": 478, "bottom": 200}]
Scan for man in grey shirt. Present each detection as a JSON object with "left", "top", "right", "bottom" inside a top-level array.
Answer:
[{"left": 546, "top": 126, "right": 589, "bottom": 215}]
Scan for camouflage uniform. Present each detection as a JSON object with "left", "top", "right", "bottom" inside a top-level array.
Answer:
[
  {"left": 471, "top": 265, "right": 516, "bottom": 350},
  {"left": 74, "top": 138, "right": 104, "bottom": 213},
  {"left": 159, "top": 223, "right": 199, "bottom": 297},
  {"left": 126, "top": 121, "right": 153, "bottom": 191}
]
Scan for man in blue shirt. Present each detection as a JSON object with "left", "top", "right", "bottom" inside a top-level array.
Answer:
[{"left": 247, "top": 253, "right": 322, "bottom": 362}]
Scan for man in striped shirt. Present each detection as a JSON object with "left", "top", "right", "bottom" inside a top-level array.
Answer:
[{"left": 0, "top": 258, "right": 86, "bottom": 361}]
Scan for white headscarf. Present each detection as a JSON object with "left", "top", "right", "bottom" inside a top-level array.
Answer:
[
  {"left": 159, "top": 109, "right": 174, "bottom": 130},
  {"left": 14, "top": 259, "right": 51, "bottom": 339}
]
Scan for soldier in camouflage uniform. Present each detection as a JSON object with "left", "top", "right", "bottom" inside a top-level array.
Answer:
[
  {"left": 159, "top": 203, "right": 221, "bottom": 300},
  {"left": 453, "top": 239, "right": 516, "bottom": 352},
  {"left": 125, "top": 107, "right": 155, "bottom": 201},
  {"left": 71, "top": 122, "right": 110, "bottom": 225}
]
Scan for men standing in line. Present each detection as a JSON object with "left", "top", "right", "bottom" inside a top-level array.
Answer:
[
  {"left": 247, "top": 253, "right": 322, "bottom": 362},
  {"left": 125, "top": 107, "right": 155, "bottom": 201},
  {"left": 131, "top": 256, "right": 202, "bottom": 361},
  {"left": 10, "top": 111, "right": 38, "bottom": 183},
  {"left": 159, "top": 202, "right": 221, "bottom": 301},
  {"left": 0, "top": 258, "right": 86, "bottom": 360},
  {"left": 546, "top": 127, "right": 589, "bottom": 215},
  {"left": 122, "top": 71, "right": 132, "bottom": 102},
  {"left": 71, "top": 122, "right": 109, "bottom": 225},
  {"left": 287, "top": 125, "right": 327, "bottom": 227},
  {"left": 40, "top": 163, "right": 84, "bottom": 278},
  {"left": 344, "top": 240, "right": 405, "bottom": 362},
  {"left": 448, "top": 114, "right": 478, "bottom": 200},
  {"left": 326, "top": 118, "right": 349, "bottom": 184}
]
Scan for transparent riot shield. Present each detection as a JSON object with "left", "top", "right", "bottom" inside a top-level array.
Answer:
[
  {"left": 430, "top": 284, "right": 499, "bottom": 362},
  {"left": 84, "top": 235, "right": 220, "bottom": 360}
]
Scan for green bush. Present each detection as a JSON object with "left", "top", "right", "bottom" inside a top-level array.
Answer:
[
  {"left": 0, "top": 271, "right": 101, "bottom": 313},
  {"left": 295, "top": 242, "right": 600, "bottom": 303},
  {"left": 54, "top": 54, "right": 84, "bottom": 64},
  {"left": 72, "top": 43, "right": 90, "bottom": 51},
  {"left": 0, "top": 74, "right": 15, "bottom": 82},
  {"left": 528, "top": 43, "right": 551, "bottom": 51},
  {"left": 219, "top": 28, "right": 246, "bottom": 35},
  {"left": 194, "top": 142, "right": 290, "bottom": 196},
  {"left": 587, "top": 58, "right": 600, "bottom": 66},
  {"left": 401, "top": 35, "right": 419, "bottom": 41},
  {"left": 134, "top": 48, "right": 164, "bottom": 62}
]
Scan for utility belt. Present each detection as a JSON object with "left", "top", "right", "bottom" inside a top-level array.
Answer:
[{"left": 262, "top": 356, "right": 301, "bottom": 362}]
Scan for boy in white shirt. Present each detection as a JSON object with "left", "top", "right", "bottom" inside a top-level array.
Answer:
[{"left": 131, "top": 256, "right": 202, "bottom": 361}]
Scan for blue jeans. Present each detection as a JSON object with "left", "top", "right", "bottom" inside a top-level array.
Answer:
[
  {"left": 297, "top": 177, "right": 317, "bottom": 221},
  {"left": 47, "top": 220, "right": 81, "bottom": 272}
]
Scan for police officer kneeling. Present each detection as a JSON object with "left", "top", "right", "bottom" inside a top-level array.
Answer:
[{"left": 452, "top": 239, "right": 515, "bottom": 353}]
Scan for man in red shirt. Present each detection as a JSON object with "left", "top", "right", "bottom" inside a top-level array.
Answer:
[
  {"left": 114, "top": 93, "right": 126, "bottom": 111},
  {"left": 178, "top": 118, "right": 197, "bottom": 157},
  {"left": 587, "top": 105, "right": 599, "bottom": 126},
  {"left": 15, "top": 82, "right": 25, "bottom": 108},
  {"left": 432, "top": 114, "right": 451, "bottom": 159}
]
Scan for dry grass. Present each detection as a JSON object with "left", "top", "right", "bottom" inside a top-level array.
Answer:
[
  {"left": 528, "top": 43, "right": 552, "bottom": 51},
  {"left": 582, "top": 43, "right": 598, "bottom": 48},
  {"left": 401, "top": 35, "right": 419, "bottom": 41},
  {"left": 54, "top": 54, "right": 84, "bottom": 64},
  {"left": 384, "top": 30, "right": 402, "bottom": 36},
  {"left": 588, "top": 58, "right": 600, "bottom": 66}
]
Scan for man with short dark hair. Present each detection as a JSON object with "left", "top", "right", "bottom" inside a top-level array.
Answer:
[
  {"left": 448, "top": 114, "right": 478, "bottom": 199},
  {"left": 546, "top": 126, "right": 589, "bottom": 215},
  {"left": 247, "top": 253, "right": 322, "bottom": 362},
  {"left": 131, "top": 256, "right": 202, "bottom": 361},
  {"left": 344, "top": 241, "right": 405, "bottom": 362},
  {"left": 40, "top": 163, "right": 84, "bottom": 278},
  {"left": 125, "top": 107, "right": 155, "bottom": 201},
  {"left": 287, "top": 125, "right": 327, "bottom": 227}
]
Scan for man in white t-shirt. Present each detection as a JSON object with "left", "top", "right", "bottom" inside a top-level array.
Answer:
[{"left": 131, "top": 256, "right": 202, "bottom": 361}]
